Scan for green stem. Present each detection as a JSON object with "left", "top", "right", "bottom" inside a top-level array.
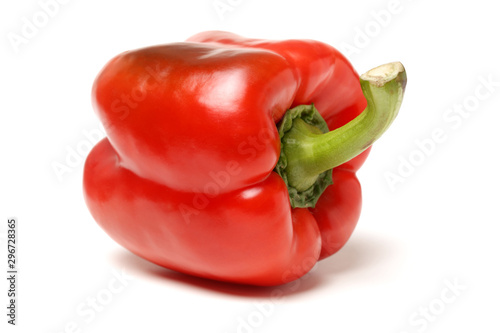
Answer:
[{"left": 276, "top": 62, "right": 406, "bottom": 208}]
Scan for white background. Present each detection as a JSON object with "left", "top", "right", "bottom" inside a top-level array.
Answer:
[{"left": 1, "top": 0, "right": 499, "bottom": 332}]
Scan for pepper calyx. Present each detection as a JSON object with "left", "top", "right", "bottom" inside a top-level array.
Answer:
[{"left": 274, "top": 104, "right": 333, "bottom": 208}]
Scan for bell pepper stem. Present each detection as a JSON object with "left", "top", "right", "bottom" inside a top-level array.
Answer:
[{"left": 281, "top": 62, "right": 406, "bottom": 193}]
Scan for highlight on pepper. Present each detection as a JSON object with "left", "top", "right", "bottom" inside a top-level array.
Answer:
[{"left": 83, "top": 31, "right": 406, "bottom": 286}]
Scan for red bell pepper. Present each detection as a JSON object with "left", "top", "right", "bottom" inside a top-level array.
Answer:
[{"left": 83, "top": 31, "right": 406, "bottom": 286}]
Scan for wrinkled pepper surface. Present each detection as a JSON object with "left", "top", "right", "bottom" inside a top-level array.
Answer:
[{"left": 83, "top": 31, "right": 406, "bottom": 286}]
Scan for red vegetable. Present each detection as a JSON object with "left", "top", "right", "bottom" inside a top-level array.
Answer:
[{"left": 83, "top": 31, "right": 406, "bottom": 286}]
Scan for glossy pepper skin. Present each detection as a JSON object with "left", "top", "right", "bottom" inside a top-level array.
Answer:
[{"left": 84, "top": 31, "right": 380, "bottom": 286}]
